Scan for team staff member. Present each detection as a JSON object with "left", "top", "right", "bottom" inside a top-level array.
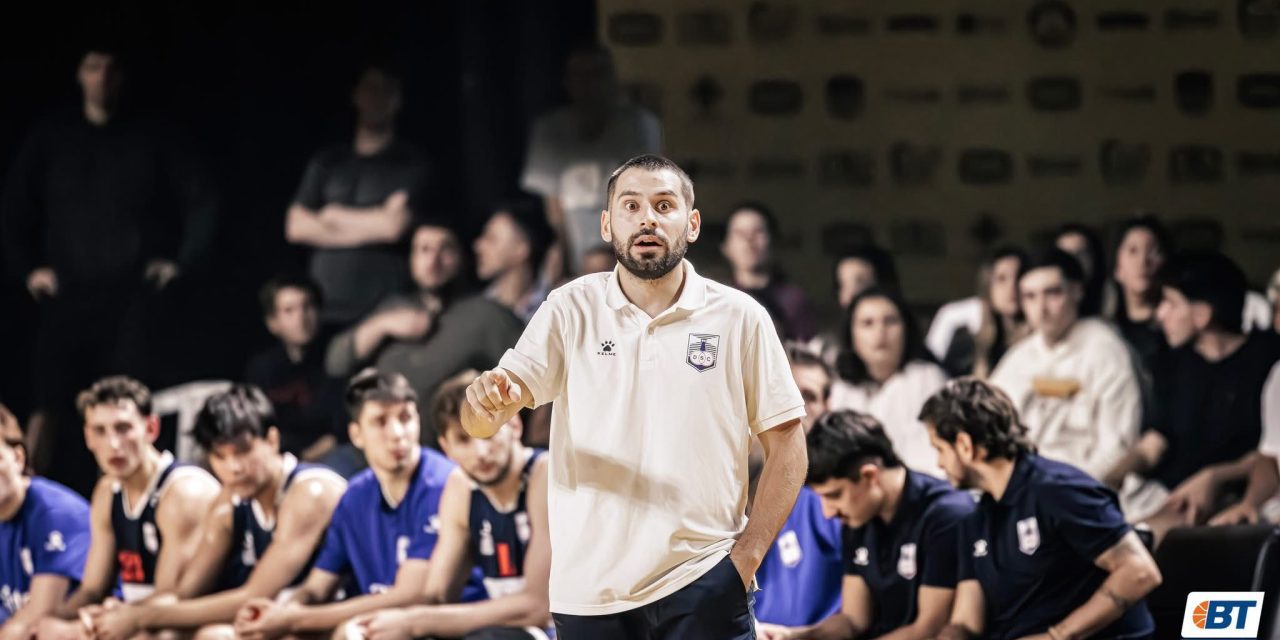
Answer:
[
  {"left": 462, "top": 154, "right": 808, "bottom": 639},
  {"left": 759, "top": 410, "right": 974, "bottom": 640},
  {"left": 921, "top": 379, "right": 1161, "bottom": 640},
  {"left": 88, "top": 385, "right": 346, "bottom": 640}
]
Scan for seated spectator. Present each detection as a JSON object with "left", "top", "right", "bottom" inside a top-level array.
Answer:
[
  {"left": 232, "top": 370, "right": 486, "bottom": 640},
  {"left": 1106, "top": 216, "right": 1171, "bottom": 383},
  {"left": 921, "top": 379, "right": 1161, "bottom": 640},
  {"left": 245, "top": 274, "right": 353, "bottom": 475},
  {"left": 474, "top": 199, "right": 555, "bottom": 323},
  {"left": 833, "top": 245, "right": 900, "bottom": 311},
  {"left": 989, "top": 249, "right": 1141, "bottom": 482},
  {"left": 751, "top": 346, "right": 843, "bottom": 630},
  {"left": 578, "top": 244, "right": 616, "bottom": 275},
  {"left": 830, "top": 288, "right": 948, "bottom": 476},
  {"left": 1112, "top": 253, "right": 1280, "bottom": 533},
  {"left": 926, "top": 247, "right": 1028, "bottom": 377},
  {"left": 0, "top": 403, "right": 91, "bottom": 639},
  {"left": 86, "top": 385, "right": 345, "bottom": 639},
  {"left": 38, "top": 377, "right": 221, "bottom": 640},
  {"left": 1054, "top": 223, "right": 1107, "bottom": 317},
  {"left": 326, "top": 219, "right": 524, "bottom": 438},
  {"left": 285, "top": 63, "right": 429, "bottom": 327},
  {"left": 721, "top": 202, "right": 818, "bottom": 340},
  {"left": 521, "top": 44, "right": 662, "bottom": 276},
  {"left": 758, "top": 410, "right": 974, "bottom": 640},
  {"left": 347, "top": 371, "right": 552, "bottom": 639}
]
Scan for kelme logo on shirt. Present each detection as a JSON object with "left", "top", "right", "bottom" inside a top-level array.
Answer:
[
  {"left": 44, "top": 531, "right": 66, "bottom": 553},
  {"left": 686, "top": 334, "right": 720, "bottom": 372},
  {"left": 1182, "top": 592, "right": 1265, "bottom": 638},
  {"left": 597, "top": 340, "right": 616, "bottom": 356},
  {"left": 973, "top": 540, "right": 988, "bottom": 557}
]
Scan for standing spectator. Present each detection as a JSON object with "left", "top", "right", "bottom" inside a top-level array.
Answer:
[
  {"left": 830, "top": 288, "right": 949, "bottom": 477},
  {"left": 1, "top": 44, "right": 217, "bottom": 496},
  {"left": 926, "top": 247, "right": 1028, "bottom": 378},
  {"left": 521, "top": 44, "right": 662, "bottom": 276},
  {"left": 989, "top": 250, "right": 1142, "bottom": 483},
  {"left": 474, "top": 199, "right": 555, "bottom": 323},
  {"left": 285, "top": 64, "right": 428, "bottom": 327},
  {"left": 326, "top": 219, "right": 523, "bottom": 437},
  {"left": 721, "top": 203, "right": 818, "bottom": 341},
  {"left": 1054, "top": 224, "right": 1107, "bottom": 318},
  {"left": 1107, "top": 217, "right": 1171, "bottom": 380},
  {"left": 245, "top": 274, "right": 355, "bottom": 476}
]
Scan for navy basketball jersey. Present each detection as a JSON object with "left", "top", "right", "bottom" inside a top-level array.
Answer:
[
  {"left": 219, "top": 454, "right": 338, "bottom": 590},
  {"left": 469, "top": 449, "right": 543, "bottom": 599},
  {"left": 0, "top": 478, "right": 91, "bottom": 623},
  {"left": 110, "top": 451, "right": 215, "bottom": 602}
]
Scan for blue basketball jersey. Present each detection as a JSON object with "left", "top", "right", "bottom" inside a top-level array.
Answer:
[
  {"left": 110, "top": 452, "right": 215, "bottom": 602},
  {"left": 218, "top": 454, "right": 337, "bottom": 590},
  {"left": 0, "top": 478, "right": 92, "bottom": 623},
  {"left": 313, "top": 447, "right": 486, "bottom": 600},
  {"left": 753, "top": 487, "right": 844, "bottom": 626},
  {"left": 468, "top": 449, "right": 543, "bottom": 599}
]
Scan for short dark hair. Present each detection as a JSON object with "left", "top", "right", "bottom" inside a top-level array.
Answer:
[
  {"left": 429, "top": 370, "right": 477, "bottom": 443},
  {"left": 492, "top": 198, "right": 554, "bottom": 271},
  {"left": 918, "top": 378, "right": 1033, "bottom": 461},
  {"left": 346, "top": 369, "right": 417, "bottom": 420},
  {"left": 806, "top": 410, "right": 902, "bottom": 485},
  {"left": 1157, "top": 252, "right": 1247, "bottom": 334},
  {"left": 605, "top": 154, "right": 695, "bottom": 211},
  {"left": 77, "top": 376, "right": 152, "bottom": 417},
  {"left": 411, "top": 214, "right": 460, "bottom": 236},
  {"left": 259, "top": 273, "right": 323, "bottom": 318},
  {"left": 1018, "top": 247, "right": 1085, "bottom": 286},
  {"left": 0, "top": 403, "right": 29, "bottom": 476},
  {"left": 833, "top": 245, "right": 900, "bottom": 298},
  {"left": 1113, "top": 215, "right": 1172, "bottom": 260},
  {"left": 725, "top": 202, "right": 780, "bottom": 239},
  {"left": 785, "top": 342, "right": 832, "bottom": 379},
  {"left": 193, "top": 385, "right": 275, "bottom": 450},
  {"left": 836, "top": 287, "right": 933, "bottom": 384}
]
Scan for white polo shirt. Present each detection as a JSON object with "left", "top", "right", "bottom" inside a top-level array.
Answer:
[{"left": 498, "top": 260, "right": 805, "bottom": 615}]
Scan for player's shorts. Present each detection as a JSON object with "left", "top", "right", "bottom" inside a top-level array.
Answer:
[{"left": 552, "top": 555, "right": 755, "bottom": 640}]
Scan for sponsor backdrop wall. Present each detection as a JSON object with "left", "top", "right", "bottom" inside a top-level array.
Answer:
[{"left": 597, "top": 0, "right": 1280, "bottom": 318}]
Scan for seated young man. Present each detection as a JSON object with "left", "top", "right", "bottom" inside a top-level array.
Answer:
[
  {"left": 39, "top": 377, "right": 221, "bottom": 640},
  {"left": 87, "top": 385, "right": 346, "bottom": 640},
  {"left": 758, "top": 410, "right": 975, "bottom": 640},
  {"left": 751, "top": 346, "right": 843, "bottom": 631},
  {"left": 1104, "top": 253, "right": 1280, "bottom": 532},
  {"left": 0, "top": 404, "right": 91, "bottom": 640},
  {"left": 348, "top": 370, "right": 551, "bottom": 639},
  {"left": 233, "top": 369, "right": 485, "bottom": 640},
  {"left": 921, "top": 379, "right": 1162, "bottom": 640}
]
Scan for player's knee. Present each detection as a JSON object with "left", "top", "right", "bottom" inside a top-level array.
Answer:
[{"left": 192, "top": 625, "right": 235, "bottom": 640}]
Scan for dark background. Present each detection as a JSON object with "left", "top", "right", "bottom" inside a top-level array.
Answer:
[{"left": 0, "top": 0, "right": 596, "bottom": 418}]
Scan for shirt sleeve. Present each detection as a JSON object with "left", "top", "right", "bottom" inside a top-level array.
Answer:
[
  {"left": 406, "top": 490, "right": 438, "bottom": 562},
  {"left": 842, "top": 527, "right": 866, "bottom": 577},
  {"left": 28, "top": 504, "right": 91, "bottom": 581},
  {"left": 1080, "top": 342, "right": 1143, "bottom": 479},
  {"left": 955, "top": 519, "right": 976, "bottom": 582},
  {"left": 292, "top": 152, "right": 329, "bottom": 210},
  {"left": 919, "top": 499, "right": 972, "bottom": 589},
  {"left": 1043, "top": 481, "right": 1132, "bottom": 561},
  {"left": 742, "top": 305, "right": 806, "bottom": 435},
  {"left": 311, "top": 502, "right": 352, "bottom": 575},
  {"left": 1259, "top": 362, "right": 1280, "bottom": 472},
  {"left": 497, "top": 297, "right": 566, "bottom": 409},
  {"left": 519, "top": 116, "right": 559, "bottom": 198}
]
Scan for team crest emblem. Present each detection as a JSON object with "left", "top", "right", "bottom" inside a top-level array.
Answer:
[
  {"left": 686, "top": 334, "right": 720, "bottom": 372},
  {"left": 898, "top": 543, "right": 918, "bottom": 579},
  {"left": 777, "top": 531, "right": 802, "bottom": 568},
  {"left": 1016, "top": 517, "right": 1040, "bottom": 555},
  {"left": 143, "top": 522, "right": 160, "bottom": 554}
]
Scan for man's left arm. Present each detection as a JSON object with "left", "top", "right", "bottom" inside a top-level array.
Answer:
[
  {"left": 732, "top": 419, "right": 806, "bottom": 587},
  {"left": 0, "top": 575, "right": 72, "bottom": 640},
  {"left": 1039, "top": 532, "right": 1161, "bottom": 640},
  {"left": 151, "top": 473, "right": 222, "bottom": 597}
]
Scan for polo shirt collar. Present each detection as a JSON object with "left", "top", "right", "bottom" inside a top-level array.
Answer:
[
  {"left": 604, "top": 260, "right": 708, "bottom": 312},
  {"left": 886, "top": 469, "right": 925, "bottom": 529},
  {"left": 997, "top": 453, "right": 1036, "bottom": 506}
]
